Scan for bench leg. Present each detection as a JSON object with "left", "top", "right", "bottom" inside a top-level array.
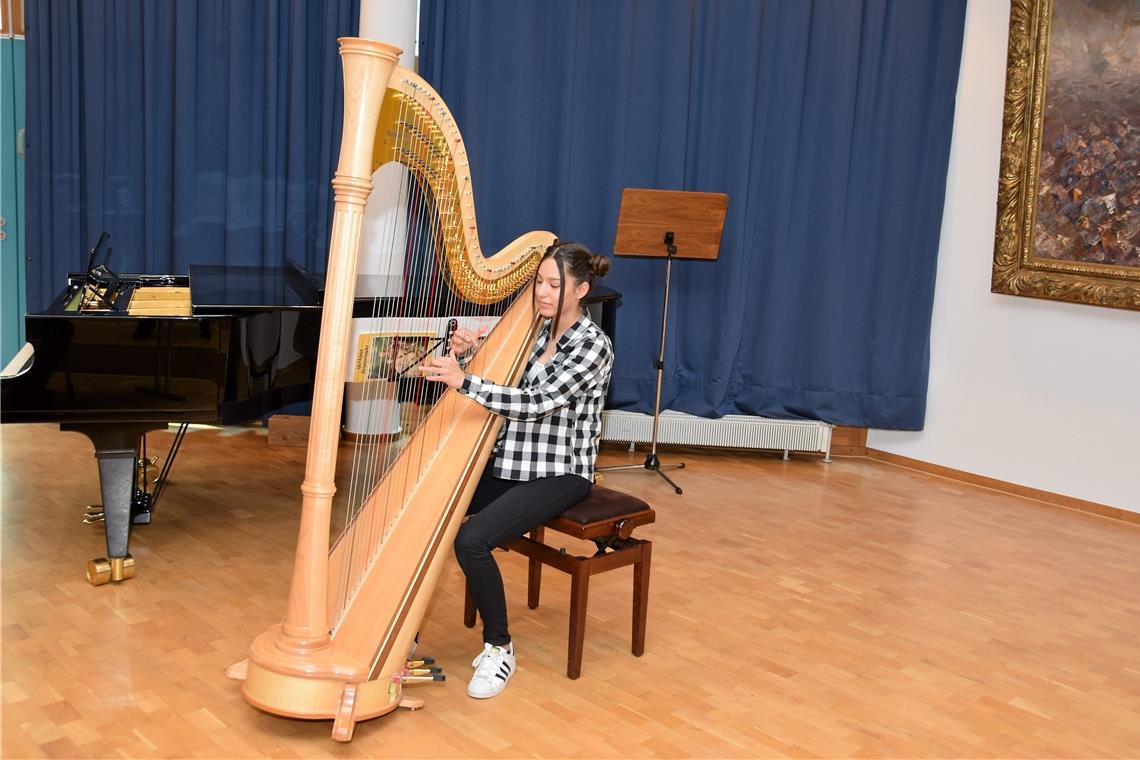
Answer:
[
  {"left": 567, "top": 563, "right": 590, "bottom": 679},
  {"left": 527, "top": 527, "right": 544, "bottom": 609},
  {"left": 632, "top": 541, "right": 651, "bottom": 657},
  {"left": 463, "top": 583, "right": 476, "bottom": 628}
]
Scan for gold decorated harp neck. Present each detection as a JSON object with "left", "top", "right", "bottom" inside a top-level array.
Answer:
[{"left": 373, "top": 68, "right": 551, "bottom": 304}]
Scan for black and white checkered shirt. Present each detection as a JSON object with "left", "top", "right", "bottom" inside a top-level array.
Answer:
[{"left": 458, "top": 313, "right": 613, "bottom": 481}]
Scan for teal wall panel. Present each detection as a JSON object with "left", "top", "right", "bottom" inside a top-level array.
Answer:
[{"left": 1, "top": 36, "right": 26, "bottom": 368}]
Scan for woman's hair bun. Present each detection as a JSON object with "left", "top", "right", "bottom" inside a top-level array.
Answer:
[
  {"left": 589, "top": 253, "right": 611, "bottom": 278},
  {"left": 540, "top": 240, "right": 608, "bottom": 285}
]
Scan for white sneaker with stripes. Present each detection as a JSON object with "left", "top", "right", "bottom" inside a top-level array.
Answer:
[{"left": 467, "top": 642, "right": 516, "bottom": 699}]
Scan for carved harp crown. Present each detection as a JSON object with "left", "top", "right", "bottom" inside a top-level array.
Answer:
[{"left": 236, "top": 38, "right": 554, "bottom": 740}]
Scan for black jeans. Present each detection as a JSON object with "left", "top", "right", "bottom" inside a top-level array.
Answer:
[{"left": 455, "top": 464, "right": 592, "bottom": 647}]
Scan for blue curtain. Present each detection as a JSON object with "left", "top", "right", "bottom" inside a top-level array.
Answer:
[
  {"left": 24, "top": 0, "right": 359, "bottom": 312},
  {"left": 420, "top": 0, "right": 965, "bottom": 430}
]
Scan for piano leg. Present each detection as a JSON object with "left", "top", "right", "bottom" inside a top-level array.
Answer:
[
  {"left": 61, "top": 422, "right": 167, "bottom": 585},
  {"left": 88, "top": 447, "right": 137, "bottom": 585}
]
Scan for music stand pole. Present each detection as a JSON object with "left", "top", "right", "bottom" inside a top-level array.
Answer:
[{"left": 599, "top": 233, "right": 685, "bottom": 493}]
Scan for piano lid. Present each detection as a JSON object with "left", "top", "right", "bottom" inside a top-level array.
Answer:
[{"left": 189, "top": 262, "right": 323, "bottom": 314}]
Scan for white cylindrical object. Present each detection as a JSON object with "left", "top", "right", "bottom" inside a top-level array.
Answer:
[{"left": 344, "top": 381, "right": 401, "bottom": 437}]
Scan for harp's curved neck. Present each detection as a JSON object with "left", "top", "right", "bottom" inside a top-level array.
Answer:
[{"left": 375, "top": 67, "right": 548, "bottom": 304}]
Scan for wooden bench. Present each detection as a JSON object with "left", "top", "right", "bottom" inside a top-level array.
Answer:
[{"left": 464, "top": 486, "right": 655, "bottom": 679}]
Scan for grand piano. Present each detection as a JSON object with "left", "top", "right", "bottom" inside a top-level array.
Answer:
[
  {"left": 2, "top": 238, "right": 622, "bottom": 587},
  {"left": 1, "top": 249, "right": 324, "bottom": 585}
]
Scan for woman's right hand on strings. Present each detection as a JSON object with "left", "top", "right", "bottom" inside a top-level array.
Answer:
[
  {"left": 450, "top": 325, "right": 488, "bottom": 355},
  {"left": 420, "top": 350, "right": 465, "bottom": 389}
]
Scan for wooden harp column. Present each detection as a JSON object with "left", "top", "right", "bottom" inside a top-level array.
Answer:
[{"left": 233, "top": 38, "right": 554, "bottom": 740}]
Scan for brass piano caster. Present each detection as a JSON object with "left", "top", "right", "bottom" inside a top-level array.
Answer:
[{"left": 86, "top": 554, "right": 135, "bottom": 586}]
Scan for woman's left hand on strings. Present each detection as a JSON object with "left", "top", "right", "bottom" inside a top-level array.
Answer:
[{"left": 421, "top": 350, "right": 465, "bottom": 388}]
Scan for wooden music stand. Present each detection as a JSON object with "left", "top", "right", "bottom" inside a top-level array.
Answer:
[{"left": 600, "top": 188, "right": 728, "bottom": 494}]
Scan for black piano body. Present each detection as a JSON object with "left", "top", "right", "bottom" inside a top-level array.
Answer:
[{"left": 1, "top": 263, "right": 323, "bottom": 584}]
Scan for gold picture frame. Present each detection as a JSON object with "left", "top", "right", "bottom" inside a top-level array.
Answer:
[{"left": 991, "top": 0, "right": 1140, "bottom": 311}]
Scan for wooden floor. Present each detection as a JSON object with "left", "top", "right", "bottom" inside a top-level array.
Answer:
[{"left": 2, "top": 423, "right": 1139, "bottom": 758}]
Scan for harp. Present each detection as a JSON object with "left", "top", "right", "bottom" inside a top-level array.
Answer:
[{"left": 232, "top": 39, "right": 553, "bottom": 740}]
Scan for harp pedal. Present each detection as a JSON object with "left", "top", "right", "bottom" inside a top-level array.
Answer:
[{"left": 399, "top": 657, "right": 446, "bottom": 685}]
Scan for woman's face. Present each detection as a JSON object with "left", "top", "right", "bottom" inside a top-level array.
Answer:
[{"left": 534, "top": 256, "right": 588, "bottom": 321}]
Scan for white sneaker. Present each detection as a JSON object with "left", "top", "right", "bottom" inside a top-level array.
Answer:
[{"left": 467, "top": 642, "right": 516, "bottom": 699}]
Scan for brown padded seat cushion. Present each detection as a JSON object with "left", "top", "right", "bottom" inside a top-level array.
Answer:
[{"left": 558, "top": 486, "right": 653, "bottom": 525}]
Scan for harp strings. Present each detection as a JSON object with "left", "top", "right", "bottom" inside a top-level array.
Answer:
[
  {"left": 330, "top": 83, "right": 514, "bottom": 617},
  {"left": 336, "top": 89, "right": 424, "bottom": 611}
]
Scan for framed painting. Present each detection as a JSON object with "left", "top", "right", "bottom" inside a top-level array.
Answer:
[{"left": 991, "top": 0, "right": 1140, "bottom": 310}]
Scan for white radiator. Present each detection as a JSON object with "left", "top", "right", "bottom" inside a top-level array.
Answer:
[{"left": 600, "top": 410, "right": 834, "bottom": 462}]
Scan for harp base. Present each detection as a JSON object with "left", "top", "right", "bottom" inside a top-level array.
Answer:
[{"left": 241, "top": 659, "right": 402, "bottom": 739}]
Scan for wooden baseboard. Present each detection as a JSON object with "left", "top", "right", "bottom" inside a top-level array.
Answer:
[
  {"left": 866, "top": 448, "right": 1138, "bottom": 526},
  {"left": 830, "top": 426, "right": 867, "bottom": 456}
]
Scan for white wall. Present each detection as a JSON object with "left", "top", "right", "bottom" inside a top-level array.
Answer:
[{"left": 868, "top": 0, "right": 1140, "bottom": 513}]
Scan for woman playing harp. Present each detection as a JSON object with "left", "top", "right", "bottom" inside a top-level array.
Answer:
[{"left": 423, "top": 241, "right": 614, "bottom": 698}]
